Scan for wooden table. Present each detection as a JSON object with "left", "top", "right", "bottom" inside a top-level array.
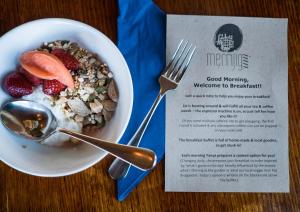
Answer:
[{"left": 0, "top": 0, "right": 299, "bottom": 211}]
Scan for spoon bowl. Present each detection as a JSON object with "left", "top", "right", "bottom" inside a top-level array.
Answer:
[{"left": 1, "top": 100, "right": 57, "bottom": 140}]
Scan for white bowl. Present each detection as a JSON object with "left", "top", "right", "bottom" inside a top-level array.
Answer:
[{"left": 0, "top": 18, "right": 133, "bottom": 177}]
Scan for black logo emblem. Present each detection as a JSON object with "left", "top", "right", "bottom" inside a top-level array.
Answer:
[{"left": 214, "top": 24, "right": 243, "bottom": 52}]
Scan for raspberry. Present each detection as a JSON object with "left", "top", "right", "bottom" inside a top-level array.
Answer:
[
  {"left": 18, "top": 66, "right": 42, "bottom": 86},
  {"left": 43, "top": 79, "right": 66, "bottom": 96},
  {"left": 51, "top": 49, "right": 79, "bottom": 71},
  {"left": 4, "top": 72, "right": 33, "bottom": 97}
]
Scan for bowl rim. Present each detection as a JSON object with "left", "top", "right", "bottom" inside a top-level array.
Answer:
[{"left": 0, "top": 18, "right": 133, "bottom": 177}]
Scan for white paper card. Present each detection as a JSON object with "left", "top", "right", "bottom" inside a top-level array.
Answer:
[{"left": 165, "top": 15, "right": 288, "bottom": 192}]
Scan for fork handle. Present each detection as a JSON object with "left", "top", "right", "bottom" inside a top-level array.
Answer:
[
  {"left": 108, "top": 92, "right": 164, "bottom": 180},
  {"left": 128, "top": 93, "right": 163, "bottom": 146}
]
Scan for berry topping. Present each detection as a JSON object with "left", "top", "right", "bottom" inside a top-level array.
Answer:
[
  {"left": 4, "top": 72, "right": 33, "bottom": 97},
  {"left": 43, "top": 79, "right": 66, "bottom": 96},
  {"left": 51, "top": 49, "right": 79, "bottom": 71}
]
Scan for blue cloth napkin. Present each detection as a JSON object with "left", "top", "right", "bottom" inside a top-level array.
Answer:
[{"left": 116, "top": 0, "right": 166, "bottom": 201}]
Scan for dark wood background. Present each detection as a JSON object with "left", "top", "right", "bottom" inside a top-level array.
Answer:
[{"left": 0, "top": 0, "right": 299, "bottom": 211}]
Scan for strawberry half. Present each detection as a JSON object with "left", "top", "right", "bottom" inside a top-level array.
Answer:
[
  {"left": 51, "top": 49, "right": 79, "bottom": 71},
  {"left": 4, "top": 72, "right": 33, "bottom": 97},
  {"left": 18, "top": 66, "right": 42, "bottom": 86},
  {"left": 43, "top": 79, "right": 66, "bottom": 96}
]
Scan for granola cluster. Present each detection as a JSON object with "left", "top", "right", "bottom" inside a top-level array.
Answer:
[{"left": 39, "top": 40, "right": 119, "bottom": 128}]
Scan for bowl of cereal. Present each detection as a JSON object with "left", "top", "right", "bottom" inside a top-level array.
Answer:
[{"left": 0, "top": 18, "right": 133, "bottom": 176}]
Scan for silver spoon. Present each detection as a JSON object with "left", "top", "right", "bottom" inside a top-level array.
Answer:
[{"left": 0, "top": 100, "right": 157, "bottom": 171}]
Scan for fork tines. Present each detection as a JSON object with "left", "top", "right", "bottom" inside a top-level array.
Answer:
[{"left": 164, "top": 39, "right": 196, "bottom": 82}]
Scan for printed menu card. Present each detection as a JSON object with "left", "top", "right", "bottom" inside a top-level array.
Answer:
[{"left": 165, "top": 15, "right": 288, "bottom": 192}]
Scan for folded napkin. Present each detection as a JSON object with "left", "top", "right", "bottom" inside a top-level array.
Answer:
[{"left": 116, "top": 0, "right": 166, "bottom": 201}]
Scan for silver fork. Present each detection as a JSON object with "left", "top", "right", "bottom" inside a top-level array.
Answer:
[{"left": 108, "top": 40, "right": 196, "bottom": 180}]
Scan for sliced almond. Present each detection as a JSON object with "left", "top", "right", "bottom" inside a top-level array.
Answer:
[
  {"left": 102, "top": 100, "right": 117, "bottom": 112},
  {"left": 107, "top": 80, "right": 119, "bottom": 102},
  {"left": 89, "top": 101, "right": 103, "bottom": 113},
  {"left": 67, "top": 97, "right": 91, "bottom": 116},
  {"left": 103, "top": 109, "right": 113, "bottom": 121}
]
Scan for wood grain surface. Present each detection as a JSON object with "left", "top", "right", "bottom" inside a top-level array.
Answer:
[{"left": 0, "top": 0, "right": 299, "bottom": 211}]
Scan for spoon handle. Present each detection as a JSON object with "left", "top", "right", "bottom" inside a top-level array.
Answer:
[{"left": 59, "top": 129, "right": 157, "bottom": 171}]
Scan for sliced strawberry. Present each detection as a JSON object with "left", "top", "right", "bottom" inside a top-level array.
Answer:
[
  {"left": 4, "top": 72, "right": 33, "bottom": 97},
  {"left": 51, "top": 49, "right": 79, "bottom": 71},
  {"left": 18, "top": 66, "right": 42, "bottom": 86},
  {"left": 43, "top": 79, "right": 66, "bottom": 96}
]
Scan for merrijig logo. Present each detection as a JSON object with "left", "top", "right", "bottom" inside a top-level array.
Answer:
[{"left": 206, "top": 23, "right": 250, "bottom": 71}]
